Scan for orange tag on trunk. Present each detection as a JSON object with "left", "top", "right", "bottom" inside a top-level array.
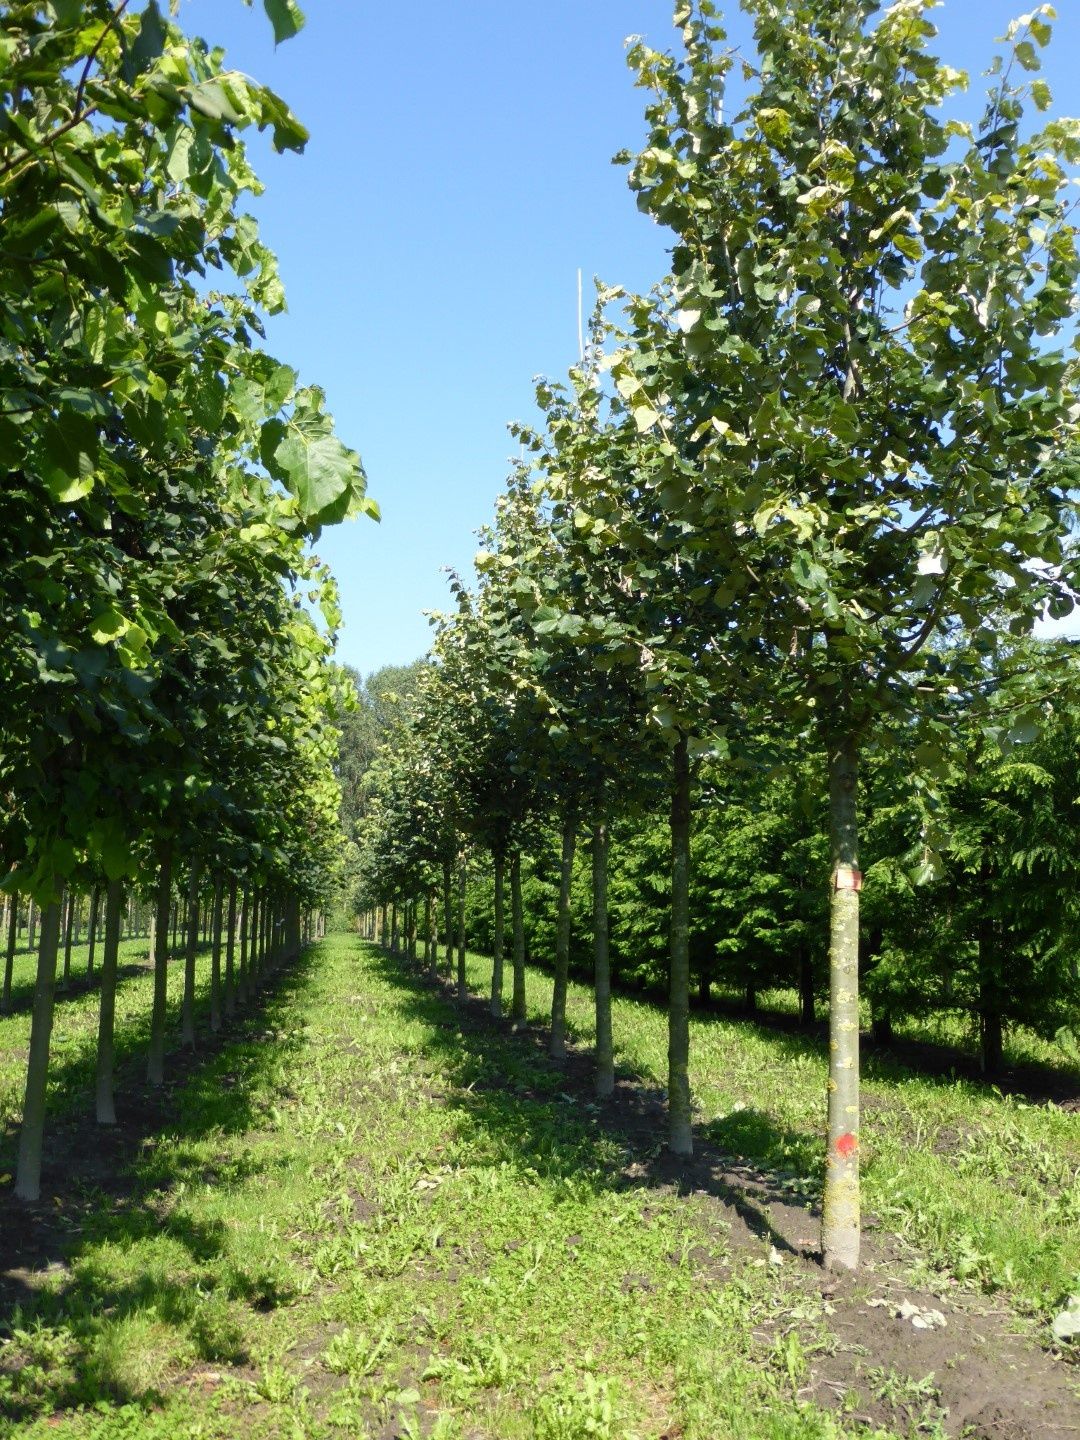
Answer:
[{"left": 834, "top": 867, "right": 863, "bottom": 892}]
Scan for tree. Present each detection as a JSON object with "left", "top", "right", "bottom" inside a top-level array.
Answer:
[{"left": 613, "top": 0, "right": 1080, "bottom": 1269}]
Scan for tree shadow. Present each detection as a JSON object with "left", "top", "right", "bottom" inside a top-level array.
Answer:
[
  {"left": 0, "top": 947, "right": 318, "bottom": 1423},
  {"left": 693, "top": 989, "right": 1080, "bottom": 1108},
  {"left": 365, "top": 947, "right": 818, "bottom": 1267}
]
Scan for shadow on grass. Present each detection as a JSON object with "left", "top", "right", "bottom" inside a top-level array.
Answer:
[
  {"left": 0, "top": 946, "right": 318, "bottom": 1424},
  {"left": 366, "top": 946, "right": 818, "bottom": 1265},
  {"left": 694, "top": 988, "right": 1080, "bottom": 1109}
]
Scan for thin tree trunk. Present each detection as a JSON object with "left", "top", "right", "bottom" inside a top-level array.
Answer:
[
  {"left": 550, "top": 812, "right": 578, "bottom": 1060},
  {"left": 224, "top": 880, "right": 238, "bottom": 1017},
  {"left": 491, "top": 848, "right": 505, "bottom": 1019},
  {"left": 821, "top": 729, "right": 861, "bottom": 1272},
  {"left": 456, "top": 857, "right": 467, "bottom": 1000},
  {"left": 96, "top": 880, "right": 123, "bottom": 1125},
  {"left": 799, "top": 943, "right": 815, "bottom": 1027},
  {"left": 147, "top": 847, "right": 173, "bottom": 1087},
  {"left": 390, "top": 901, "right": 398, "bottom": 954},
  {"left": 426, "top": 893, "right": 436, "bottom": 977},
  {"left": 86, "top": 885, "right": 101, "bottom": 980},
  {"left": 250, "top": 891, "right": 262, "bottom": 992},
  {"left": 668, "top": 737, "right": 693, "bottom": 1157},
  {"left": 60, "top": 887, "right": 74, "bottom": 991},
  {"left": 510, "top": 851, "right": 526, "bottom": 1028},
  {"left": 28, "top": 900, "right": 37, "bottom": 954},
  {"left": 593, "top": 816, "right": 614, "bottom": 1098},
  {"left": 181, "top": 862, "right": 201, "bottom": 1046},
  {"left": 443, "top": 859, "right": 453, "bottom": 974},
  {"left": 15, "top": 897, "right": 62, "bottom": 1201},
  {"left": 238, "top": 888, "right": 250, "bottom": 1004},
  {"left": 2, "top": 893, "right": 16, "bottom": 1014},
  {"left": 210, "top": 876, "right": 223, "bottom": 1033},
  {"left": 978, "top": 863, "right": 1003, "bottom": 1075}
]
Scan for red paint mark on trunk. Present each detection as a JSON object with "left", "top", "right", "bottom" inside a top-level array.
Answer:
[{"left": 835, "top": 1132, "right": 858, "bottom": 1158}]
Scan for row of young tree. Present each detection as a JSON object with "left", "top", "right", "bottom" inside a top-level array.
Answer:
[
  {"left": 1, "top": 2, "right": 369, "bottom": 1200},
  {"left": 355, "top": 0, "right": 1080, "bottom": 1273}
]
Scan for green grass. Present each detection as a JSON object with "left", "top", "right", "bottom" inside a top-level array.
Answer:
[
  {"left": 0, "top": 932, "right": 214, "bottom": 1137},
  {"left": 475, "top": 949, "right": 1080, "bottom": 1322},
  {"left": 0, "top": 935, "right": 911, "bottom": 1439}
]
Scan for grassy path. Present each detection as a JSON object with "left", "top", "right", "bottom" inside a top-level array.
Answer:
[{"left": 0, "top": 934, "right": 1075, "bottom": 1439}]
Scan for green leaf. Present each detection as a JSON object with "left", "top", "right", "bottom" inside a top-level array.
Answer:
[
  {"left": 274, "top": 430, "right": 356, "bottom": 526},
  {"left": 263, "top": 0, "right": 306, "bottom": 44},
  {"left": 129, "top": 1, "right": 168, "bottom": 77}
]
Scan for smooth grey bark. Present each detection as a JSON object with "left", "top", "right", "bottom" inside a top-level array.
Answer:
[
  {"left": 250, "top": 891, "right": 261, "bottom": 991},
  {"left": 549, "top": 813, "right": 578, "bottom": 1061},
  {"left": 237, "top": 888, "right": 250, "bottom": 1004},
  {"left": 593, "top": 818, "right": 614, "bottom": 1099},
  {"left": 15, "top": 898, "right": 62, "bottom": 1201},
  {"left": 2, "top": 893, "right": 16, "bottom": 1014},
  {"left": 95, "top": 880, "right": 123, "bottom": 1125},
  {"left": 443, "top": 859, "right": 453, "bottom": 975},
  {"left": 426, "top": 893, "right": 437, "bottom": 977},
  {"left": 224, "top": 880, "right": 238, "bottom": 1017},
  {"left": 390, "top": 901, "right": 398, "bottom": 954},
  {"left": 490, "top": 848, "right": 505, "bottom": 1019},
  {"left": 28, "top": 900, "right": 37, "bottom": 953},
  {"left": 86, "top": 885, "right": 101, "bottom": 979},
  {"left": 510, "top": 851, "right": 526, "bottom": 1028},
  {"left": 147, "top": 848, "right": 172, "bottom": 1087},
  {"left": 181, "top": 861, "right": 201, "bottom": 1046},
  {"left": 668, "top": 737, "right": 693, "bottom": 1157},
  {"left": 210, "top": 876, "right": 223, "bottom": 1033},
  {"left": 821, "top": 729, "right": 861, "bottom": 1272},
  {"left": 60, "top": 887, "right": 74, "bottom": 990},
  {"left": 456, "top": 857, "right": 467, "bottom": 1000}
]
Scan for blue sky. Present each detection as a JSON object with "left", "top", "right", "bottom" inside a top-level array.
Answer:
[{"left": 180, "top": 0, "right": 1080, "bottom": 676}]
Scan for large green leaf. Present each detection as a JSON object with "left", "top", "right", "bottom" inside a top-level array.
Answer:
[{"left": 263, "top": 0, "right": 306, "bottom": 45}]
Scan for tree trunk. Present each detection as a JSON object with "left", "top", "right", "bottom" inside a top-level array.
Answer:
[
  {"left": 491, "top": 848, "right": 505, "bottom": 1018},
  {"left": 28, "top": 900, "right": 37, "bottom": 954},
  {"left": 86, "top": 885, "right": 101, "bottom": 979},
  {"left": 390, "top": 901, "right": 398, "bottom": 954},
  {"left": 181, "top": 862, "right": 201, "bottom": 1046},
  {"left": 426, "top": 893, "right": 436, "bottom": 978},
  {"left": 210, "top": 876, "right": 223, "bottom": 1033},
  {"left": 668, "top": 736, "right": 693, "bottom": 1157},
  {"left": 550, "top": 812, "right": 578, "bottom": 1061},
  {"left": 744, "top": 981, "right": 757, "bottom": 1015},
  {"left": 96, "top": 880, "right": 123, "bottom": 1125},
  {"left": 2, "top": 893, "right": 17, "bottom": 1014},
  {"left": 510, "top": 851, "right": 526, "bottom": 1028},
  {"left": 593, "top": 816, "right": 614, "bottom": 1099},
  {"left": 147, "top": 847, "right": 173, "bottom": 1087},
  {"left": 60, "top": 887, "right": 74, "bottom": 991},
  {"left": 799, "top": 943, "right": 815, "bottom": 1027},
  {"left": 456, "top": 857, "right": 467, "bottom": 1000},
  {"left": 238, "top": 888, "right": 250, "bottom": 1004},
  {"left": 15, "top": 897, "right": 62, "bottom": 1201},
  {"left": 224, "top": 880, "right": 237, "bottom": 1017},
  {"left": 443, "top": 859, "right": 453, "bottom": 975},
  {"left": 871, "top": 1009, "right": 894, "bottom": 1046},
  {"left": 978, "top": 881, "right": 1003, "bottom": 1076},
  {"left": 821, "top": 729, "right": 861, "bottom": 1272}
]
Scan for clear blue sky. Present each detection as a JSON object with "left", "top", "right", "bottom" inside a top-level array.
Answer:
[{"left": 180, "top": 0, "right": 1080, "bottom": 675}]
